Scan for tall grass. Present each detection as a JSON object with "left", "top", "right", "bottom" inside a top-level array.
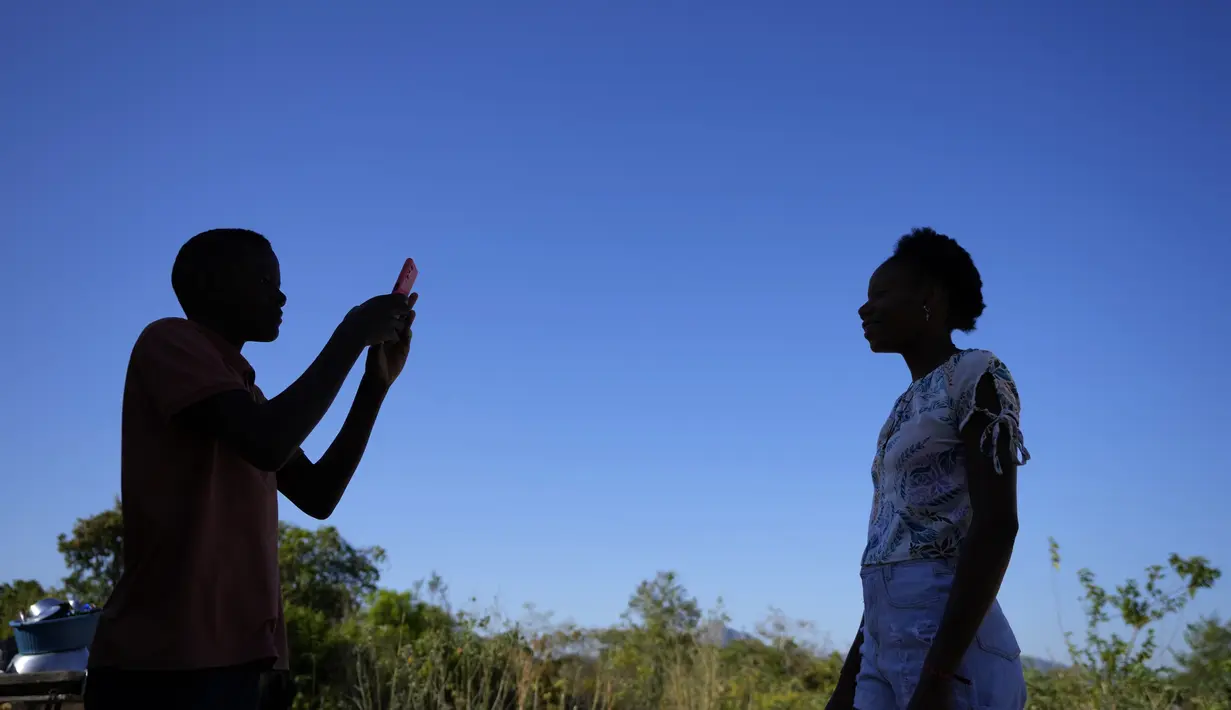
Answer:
[{"left": 308, "top": 605, "right": 1228, "bottom": 710}]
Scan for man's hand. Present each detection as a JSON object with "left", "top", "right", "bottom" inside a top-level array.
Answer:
[
  {"left": 905, "top": 672, "right": 956, "bottom": 710},
  {"left": 277, "top": 293, "right": 417, "bottom": 519},
  {"left": 342, "top": 293, "right": 415, "bottom": 347},
  {"left": 363, "top": 294, "right": 416, "bottom": 388}
]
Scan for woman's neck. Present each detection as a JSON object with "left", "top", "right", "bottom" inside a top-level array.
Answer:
[{"left": 901, "top": 338, "right": 960, "bottom": 381}]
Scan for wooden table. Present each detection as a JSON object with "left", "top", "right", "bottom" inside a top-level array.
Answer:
[{"left": 0, "top": 671, "right": 86, "bottom": 710}]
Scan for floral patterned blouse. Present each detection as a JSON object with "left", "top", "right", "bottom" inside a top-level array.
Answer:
[{"left": 861, "top": 349, "right": 1031, "bottom": 566}]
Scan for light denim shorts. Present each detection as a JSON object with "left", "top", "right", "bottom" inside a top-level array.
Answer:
[{"left": 854, "top": 558, "right": 1026, "bottom": 709}]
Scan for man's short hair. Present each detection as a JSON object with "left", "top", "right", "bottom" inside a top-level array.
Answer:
[{"left": 171, "top": 228, "right": 271, "bottom": 311}]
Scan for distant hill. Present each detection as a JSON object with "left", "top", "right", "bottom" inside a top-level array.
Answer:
[
  {"left": 718, "top": 625, "right": 754, "bottom": 645},
  {"left": 1021, "top": 655, "right": 1069, "bottom": 672}
]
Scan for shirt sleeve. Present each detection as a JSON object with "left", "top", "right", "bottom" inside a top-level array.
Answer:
[
  {"left": 951, "top": 350, "right": 1031, "bottom": 475},
  {"left": 132, "top": 320, "right": 249, "bottom": 419}
]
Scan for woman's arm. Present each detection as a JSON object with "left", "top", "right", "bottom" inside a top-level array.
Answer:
[
  {"left": 828, "top": 617, "right": 864, "bottom": 708},
  {"left": 920, "top": 372, "right": 1021, "bottom": 677}
]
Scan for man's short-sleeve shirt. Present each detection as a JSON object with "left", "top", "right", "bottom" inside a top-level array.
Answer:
[{"left": 89, "top": 318, "right": 288, "bottom": 671}]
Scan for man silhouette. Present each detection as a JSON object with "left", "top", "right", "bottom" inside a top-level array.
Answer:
[{"left": 85, "top": 229, "right": 418, "bottom": 710}]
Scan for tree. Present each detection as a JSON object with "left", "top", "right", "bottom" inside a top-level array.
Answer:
[
  {"left": 278, "top": 522, "right": 385, "bottom": 623},
  {"left": 622, "top": 571, "right": 701, "bottom": 637},
  {"left": 1172, "top": 616, "right": 1231, "bottom": 705},
  {"left": 606, "top": 571, "right": 704, "bottom": 709},
  {"left": 363, "top": 587, "right": 453, "bottom": 640},
  {"left": 276, "top": 522, "right": 386, "bottom": 709},
  {"left": 1050, "top": 536, "right": 1222, "bottom": 710},
  {"left": 0, "top": 580, "right": 52, "bottom": 640},
  {"left": 56, "top": 497, "right": 124, "bottom": 604}
]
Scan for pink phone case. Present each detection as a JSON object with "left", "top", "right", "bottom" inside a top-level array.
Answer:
[{"left": 393, "top": 258, "right": 419, "bottom": 296}]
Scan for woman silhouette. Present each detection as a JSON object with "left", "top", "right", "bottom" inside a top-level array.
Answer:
[{"left": 829, "top": 228, "right": 1030, "bottom": 710}]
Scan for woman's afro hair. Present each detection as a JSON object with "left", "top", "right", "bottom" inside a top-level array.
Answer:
[{"left": 891, "top": 227, "right": 986, "bottom": 333}]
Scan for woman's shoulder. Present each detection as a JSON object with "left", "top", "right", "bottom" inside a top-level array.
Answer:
[
  {"left": 951, "top": 348, "right": 1013, "bottom": 376},
  {"left": 949, "top": 350, "right": 1032, "bottom": 470},
  {"left": 945, "top": 348, "right": 1021, "bottom": 394}
]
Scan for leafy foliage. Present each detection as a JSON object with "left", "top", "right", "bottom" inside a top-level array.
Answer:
[
  {"left": 55, "top": 496, "right": 123, "bottom": 603},
  {"left": 1172, "top": 616, "right": 1231, "bottom": 705},
  {"left": 0, "top": 580, "right": 53, "bottom": 640},
  {"left": 9, "top": 505, "right": 1228, "bottom": 709}
]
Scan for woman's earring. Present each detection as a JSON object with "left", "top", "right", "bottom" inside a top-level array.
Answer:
[{"left": 923, "top": 305, "right": 931, "bottom": 322}]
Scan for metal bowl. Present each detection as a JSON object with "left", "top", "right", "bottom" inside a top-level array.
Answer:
[
  {"left": 26, "top": 598, "right": 71, "bottom": 623},
  {"left": 8, "top": 647, "right": 90, "bottom": 673}
]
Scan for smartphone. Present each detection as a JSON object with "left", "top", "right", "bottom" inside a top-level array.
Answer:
[{"left": 392, "top": 258, "right": 419, "bottom": 296}]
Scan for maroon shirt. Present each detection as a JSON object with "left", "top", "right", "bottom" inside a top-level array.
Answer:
[{"left": 90, "top": 318, "right": 288, "bottom": 671}]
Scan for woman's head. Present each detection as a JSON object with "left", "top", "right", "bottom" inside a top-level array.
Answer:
[{"left": 858, "top": 227, "right": 985, "bottom": 354}]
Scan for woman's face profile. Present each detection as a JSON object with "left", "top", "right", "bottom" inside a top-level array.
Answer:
[{"left": 858, "top": 259, "right": 926, "bottom": 354}]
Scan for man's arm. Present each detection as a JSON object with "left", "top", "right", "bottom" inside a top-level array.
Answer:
[
  {"left": 921, "top": 373, "right": 1020, "bottom": 676},
  {"left": 177, "top": 325, "right": 365, "bottom": 472},
  {"left": 175, "top": 293, "right": 410, "bottom": 470},
  {"left": 277, "top": 373, "right": 389, "bottom": 520}
]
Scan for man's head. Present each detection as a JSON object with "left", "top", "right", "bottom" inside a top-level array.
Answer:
[
  {"left": 171, "top": 228, "right": 286, "bottom": 344},
  {"left": 858, "top": 227, "right": 986, "bottom": 354}
]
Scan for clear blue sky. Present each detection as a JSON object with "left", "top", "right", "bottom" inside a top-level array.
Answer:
[{"left": 2, "top": 1, "right": 1228, "bottom": 662}]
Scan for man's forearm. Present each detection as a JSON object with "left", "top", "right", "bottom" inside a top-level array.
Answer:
[
  {"left": 258, "top": 325, "right": 364, "bottom": 466},
  {"left": 924, "top": 520, "right": 1017, "bottom": 674},
  {"left": 299, "top": 375, "right": 388, "bottom": 518}
]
